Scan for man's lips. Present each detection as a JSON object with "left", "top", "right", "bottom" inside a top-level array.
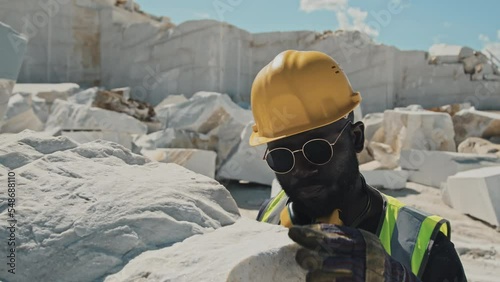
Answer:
[{"left": 296, "top": 184, "right": 327, "bottom": 199}]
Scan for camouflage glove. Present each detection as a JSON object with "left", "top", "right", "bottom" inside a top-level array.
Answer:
[{"left": 288, "top": 224, "right": 420, "bottom": 282}]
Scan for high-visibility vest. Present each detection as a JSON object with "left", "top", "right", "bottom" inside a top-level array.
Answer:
[{"left": 256, "top": 190, "right": 451, "bottom": 279}]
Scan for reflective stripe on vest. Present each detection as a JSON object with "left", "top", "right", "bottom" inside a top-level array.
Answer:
[
  {"left": 257, "top": 191, "right": 451, "bottom": 279},
  {"left": 260, "top": 190, "right": 288, "bottom": 224},
  {"left": 379, "top": 195, "right": 450, "bottom": 278}
]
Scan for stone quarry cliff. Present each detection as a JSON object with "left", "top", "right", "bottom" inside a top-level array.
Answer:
[{"left": 1, "top": 0, "right": 499, "bottom": 114}]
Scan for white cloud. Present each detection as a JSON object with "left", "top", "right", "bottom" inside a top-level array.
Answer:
[
  {"left": 300, "top": 0, "right": 348, "bottom": 12},
  {"left": 479, "top": 34, "right": 490, "bottom": 43},
  {"left": 443, "top": 21, "right": 452, "bottom": 28},
  {"left": 300, "top": 0, "right": 379, "bottom": 37}
]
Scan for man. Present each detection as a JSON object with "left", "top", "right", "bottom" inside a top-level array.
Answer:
[{"left": 249, "top": 50, "right": 466, "bottom": 281}]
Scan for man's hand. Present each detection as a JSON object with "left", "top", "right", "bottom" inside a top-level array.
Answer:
[{"left": 288, "top": 224, "right": 420, "bottom": 282}]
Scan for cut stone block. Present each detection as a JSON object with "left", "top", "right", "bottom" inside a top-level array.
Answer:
[
  {"left": 156, "top": 92, "right": 253, "bottom": 169},
  {"left": 400, "top": 149, "right": 500, "bottom": 188},
  {"left": 452, "top": 108, "right": 500, "bottom": 145},
  {"left": 361, "top": 170, "right": 409, "bottom": 190},
  {"left": 447, "top": 167, "right": 500, "bottom": 227},
  {"left": 141, "top": 148, "right": 217, "bottom": 179},
  {"left": 45, "top": 99, "right": 148, "bottom": 135},
  {"left": 380, "top": 107, "right": 456, "bottom": 168},
  {"left": 62, "top": 130, "right": 133, "bottom": 150},
  {"left": 13, "top": 83, "right": 80, "bottom": 103},
  {"left": 218, "top": 122, "right": 275, "bottom": 185},
  {"left": 428, "top": 44, "right": 474, "bottom": 64},
  {"left": 133, "top": 128, "right": 218, "bottom": 155}
]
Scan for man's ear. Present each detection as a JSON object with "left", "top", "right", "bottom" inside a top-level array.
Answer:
[{"left": 351, "top": 121, "right": 365, "bottom": 153}]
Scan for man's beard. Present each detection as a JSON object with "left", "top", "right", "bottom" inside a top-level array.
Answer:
[{"left": 280, "top": 149, "right": 360, "bottom": 219}]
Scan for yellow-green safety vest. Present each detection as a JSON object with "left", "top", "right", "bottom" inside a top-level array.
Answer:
[{"left": 257, "top": 190, "right": 451, "bottom": 279}]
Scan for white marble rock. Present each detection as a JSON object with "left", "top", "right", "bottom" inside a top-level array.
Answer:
[
  {"left": 446, "top": 167, "right": 500, "bottom": 227},
  {"left": 45, "top": 99, "right": 148, "bottom": 135},
  {"left": 453, "top": 107, "right": 500, "bottom": 145},
  {"left": 0, "top": 132, "right": 239, "bottom": 282},
  {"left": 400, "top": 149, "right": 500, "bottom": 188},
  {"left": 62, "top": 130, "right": 133, "bottom": 150},
  {"left": 141, "top": 148, "right": 217, "bottom": 179},
  {"left": 218, "top": 122, "right": 275, "bottom": 186},
  {"left": 104, "top": 218, "right": 305, "bottom": 282},
  {"left": 361, "top": 170, "right": 409, "bottom": 190}
]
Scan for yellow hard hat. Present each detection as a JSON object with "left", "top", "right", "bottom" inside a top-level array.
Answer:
[{"left": 249, "top": 50, "right": 361, "bottom": 146}]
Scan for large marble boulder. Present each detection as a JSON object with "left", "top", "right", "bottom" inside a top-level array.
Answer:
[
  {"left": 400, "top": 149, "right": 500, "bottom": 188},
  {"left": 104, "top": 218, "right": 305, "bottom": 282},
  {"left": 452, "top": 108, "right": 500, "bottom": 145},
  {"left": 446, "top": 167, "right": 500, "bottom": 227},
  {"left": 0, "top": 131, "right": 239, "bottom": 281}
]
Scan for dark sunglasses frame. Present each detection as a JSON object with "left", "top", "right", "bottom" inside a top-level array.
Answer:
[{"left": 263, "top": 121, "right": 352, "bottom": 174}]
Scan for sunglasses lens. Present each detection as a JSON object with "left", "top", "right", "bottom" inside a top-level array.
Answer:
[
  {"left": 266, "top": 149, "right": 294, "bottom": 173},
  {"left": 303, "top": 140, "right": 333, "bottom": 165}
]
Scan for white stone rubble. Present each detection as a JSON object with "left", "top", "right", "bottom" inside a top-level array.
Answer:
[
  {"left": 104, "top": 218, "right": 305, "bottom": 282},
  {"left": 154, "top": 94, "right": 188, "bottom": 112},
  {"left": 45, "top": 99, "right": 148, "bottom": 135},
  {"left": 156, "top": 92, "right": 253, "bottom": 169},
  {"left": 0, "top": 22, "right": 27, "bottom": 129},
  {"left": 452, "top": 107, "right": 500, "bottom": 145},
  {"left": 400, "top": 149, "right": 500, "bottom": 188},
  {"left": 0, "top": 131, "right": 239, "bottom": 282},
  {"left": 141, "top": 148, "right": 217, "bottom": 179},
  {"left": 446, "top": 167, "right": 500, "bottom": 227},
  {"left": 458, "top": 137, "right": 500, "bottom": 157},
  {"left": 1, "top": 92, "right": 44, "bottom": 133},
  {"left": 218, "top": 122, "right": 275, "bottom": 185},
  {"left": 374, "top": 106, "right": 456, "bottom": 169},
  {"left": 67, "top": 87, "right": 99, "bottom": 106}
]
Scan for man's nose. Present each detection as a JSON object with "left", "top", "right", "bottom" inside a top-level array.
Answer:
[
  {"left": 291, "top": 154, "right": 320, "bottom": 178},
  {"left": 291, "top": 167, "right": 319, "bottom": 179}
]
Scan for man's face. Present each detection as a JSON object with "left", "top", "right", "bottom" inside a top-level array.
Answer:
[{"left": 267, "top": 120, "right": 362, "bottom": 219}]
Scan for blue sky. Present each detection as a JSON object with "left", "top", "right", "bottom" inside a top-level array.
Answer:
[{"left": 136, "top": 0, "right": 500, "bottom": 57}]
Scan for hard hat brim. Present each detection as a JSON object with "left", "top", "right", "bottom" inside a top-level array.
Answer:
[{"left": 248, "top": 95, "right": 360, "bottom": 147}]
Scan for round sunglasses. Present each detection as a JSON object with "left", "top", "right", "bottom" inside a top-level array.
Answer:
[{"left": 263, "top": 121, "right": 351, "bottom": 174}]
